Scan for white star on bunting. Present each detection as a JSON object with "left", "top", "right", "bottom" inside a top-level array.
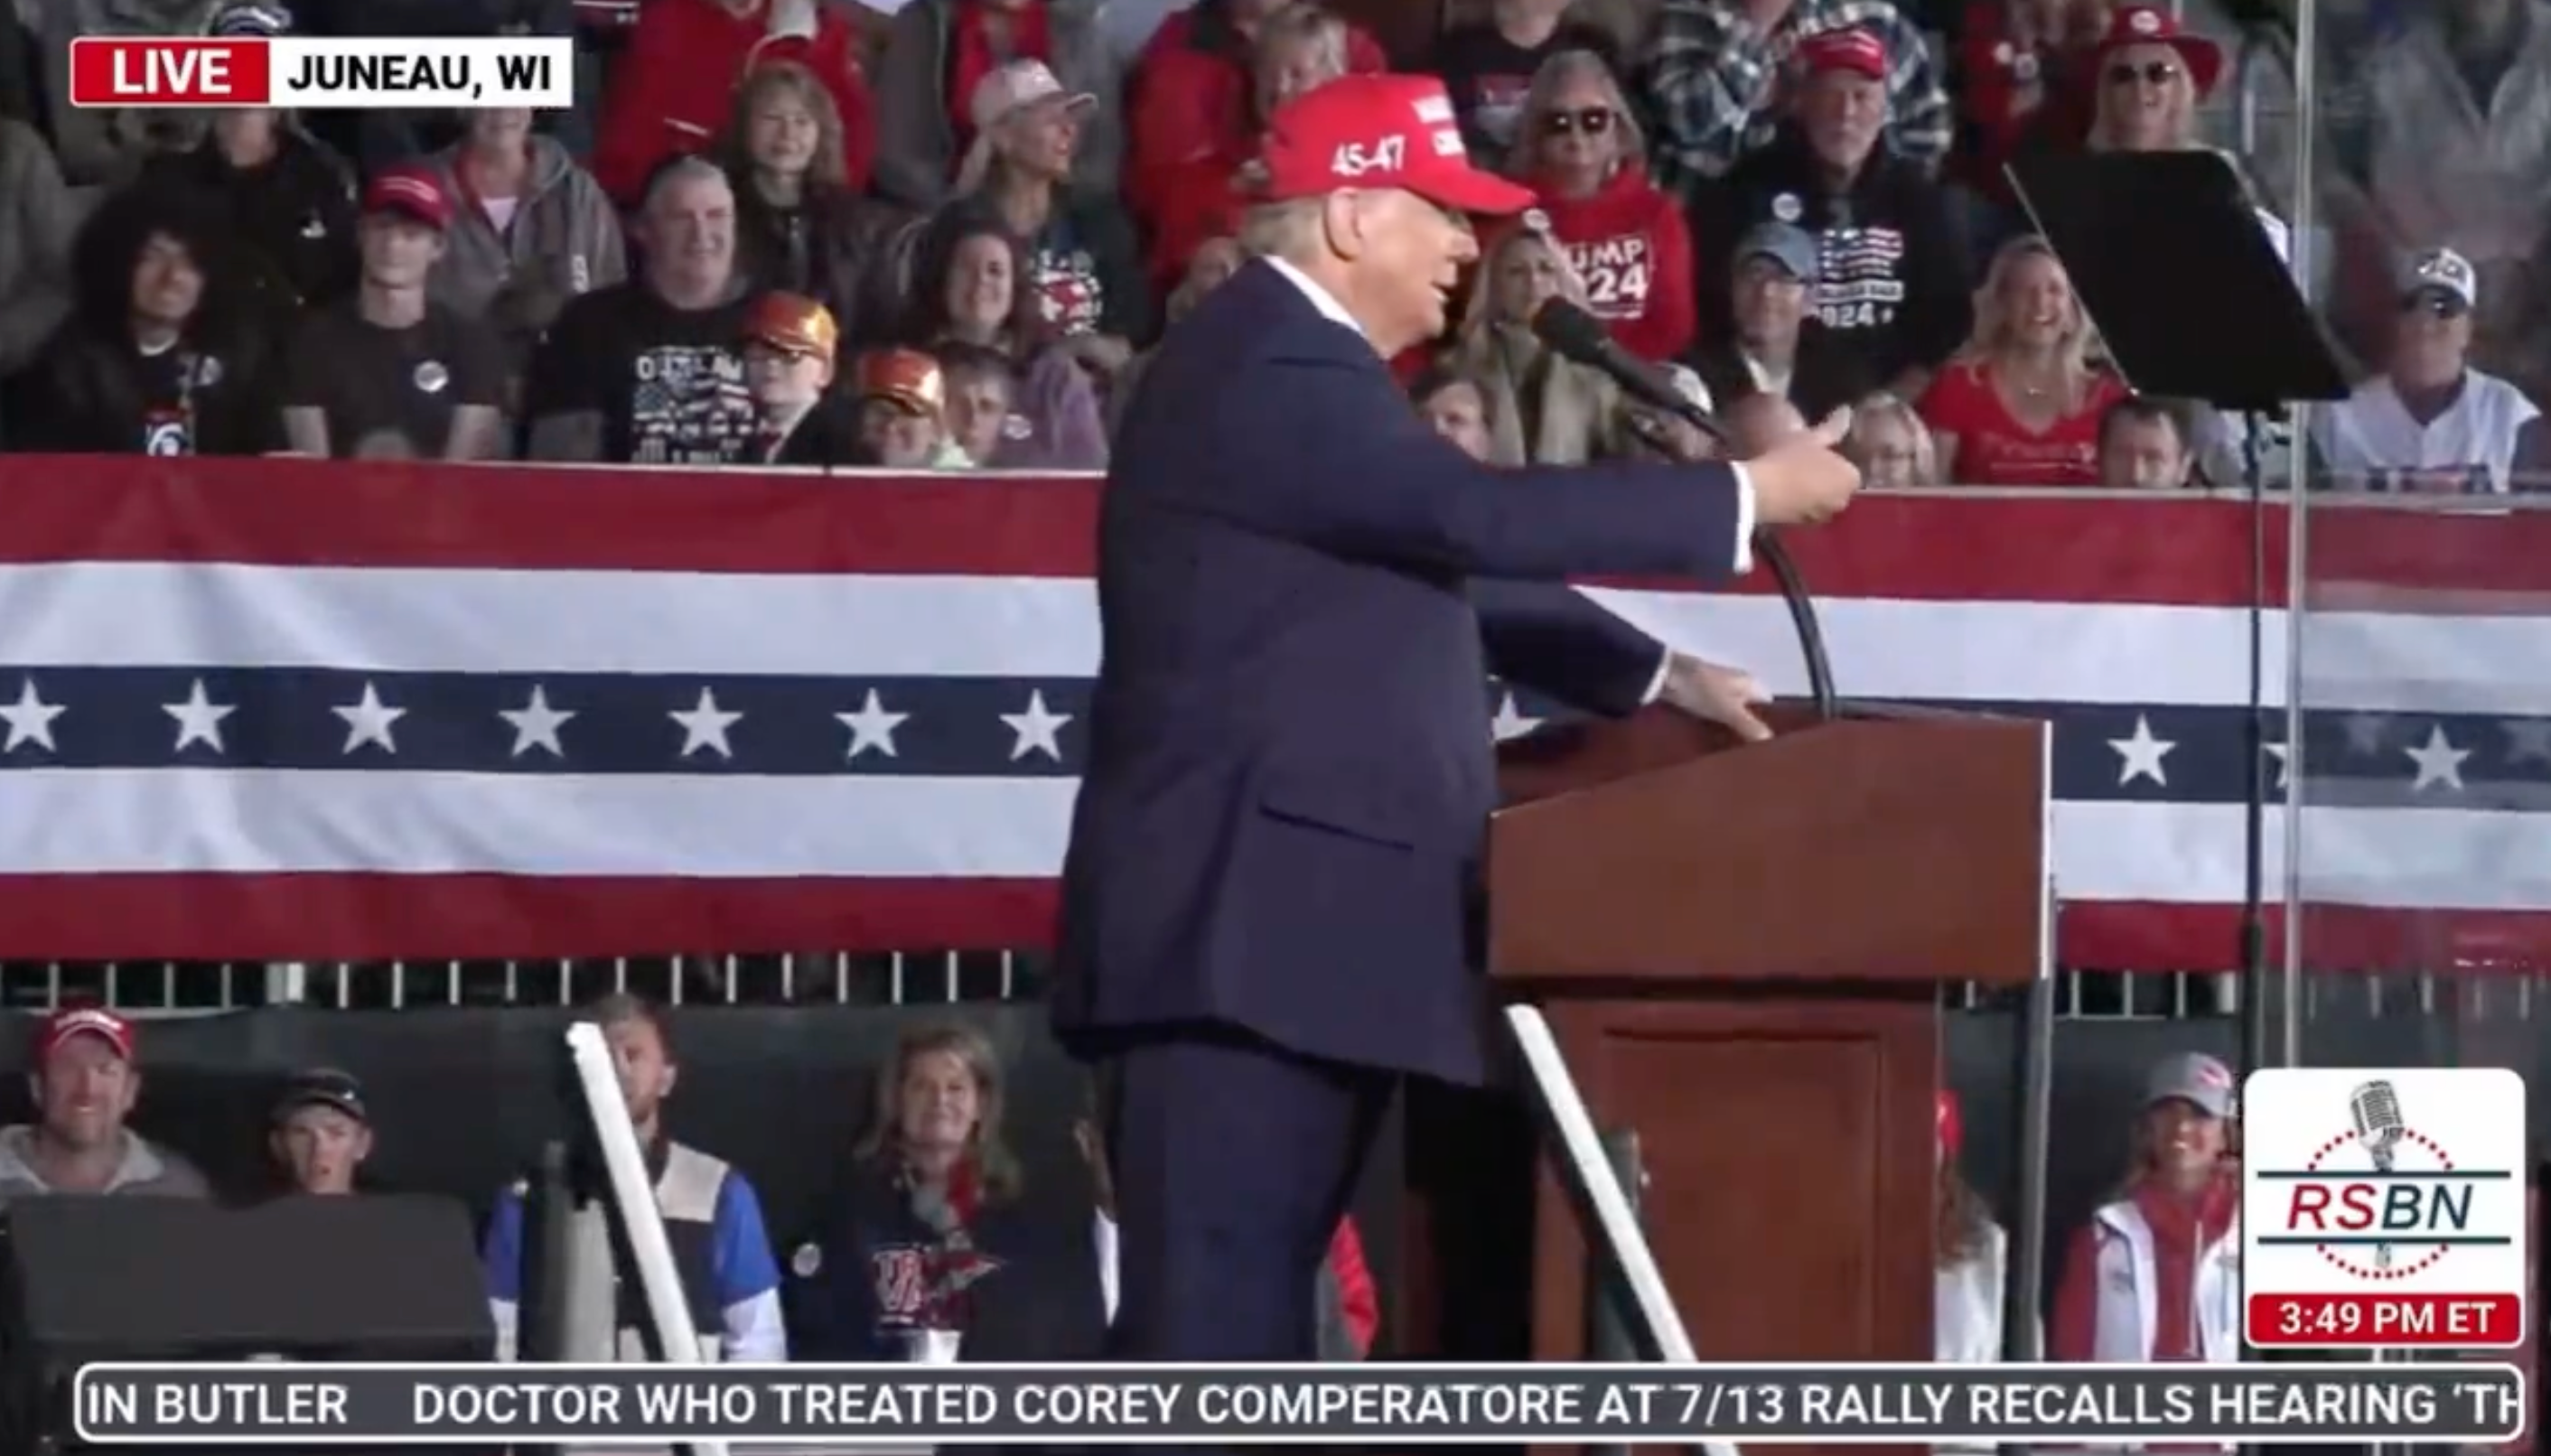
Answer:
[
  {"left": 164, "top": 678, "right": 235, "bottom": 753},
  {"left": 1002, "top": 690, "right": 1071, "bottom": 762},
  {"left": 0, "top": 678, "right": 64, "bottom": 753},
  {"left": 2403, "top": 724, "right": 2471, "bottom": 793},
  {"left": 671, "top": 688, "right": 743, "bottom": 761},
  {"left": 500, "top": 686, "right": 575, "bottom": 759},
  {"left": 2107, "top": 714, "right": 2175, "bottom": 787},
  {"left": 836, "top": 689, "right": 910, "bottom": 761},
  {"left": 1490, "top": 691, "right": 1544, "bottom": 742},
  {"left": 332, "top": 682, "right": 406, "bottom": 755}
]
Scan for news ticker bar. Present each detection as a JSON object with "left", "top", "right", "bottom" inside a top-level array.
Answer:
[{"left": 70, "top": 1362, "right": 2526, "bottom": 1445}]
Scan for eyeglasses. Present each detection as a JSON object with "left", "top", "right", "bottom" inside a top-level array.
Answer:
[
  {"left": 2104, "top": 61, "right": 2182, "bottom": 87},
  {"left": 1541, "top": 107, "right": 1613, "bottom": 136},
  {"left": 2402, "top": 292, "right": 2469, "bottom": 319}
]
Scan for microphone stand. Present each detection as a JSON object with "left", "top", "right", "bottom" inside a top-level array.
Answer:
[{"left": 1650, "top": 397, "right": 1841, "bottom": 723}]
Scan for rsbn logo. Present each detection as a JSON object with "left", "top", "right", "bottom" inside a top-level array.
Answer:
[
  {"left": 2258, "top": 1078, "right": 2493, "bottom": 1278},
  {"left": 2242, "top": 1067, "right": 2527, "bottom": 1349}
]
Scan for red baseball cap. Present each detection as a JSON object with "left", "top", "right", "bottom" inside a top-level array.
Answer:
[
  {"left": 1256, "top": 73, "right": 1535, "bottom": 216},
  {"left": 34, "top": 1005, "right": 135, "bottom": 1064},
  {"left": 363, "top": 166, "right": 452, "bottom": 230},
  {"left": 2094, "top": 5, "right": 2225, "bottom": 98},
  {"left": 1796, "top": 27, "right": 1888, "bottom": 81}
]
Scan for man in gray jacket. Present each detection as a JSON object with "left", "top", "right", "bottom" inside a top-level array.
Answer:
[
  {"left": 424, "top": 107, "right": 628, "bottom": 378},
  {"left": 0, "top": 1007, "right": 210, "bottom": 1204}
]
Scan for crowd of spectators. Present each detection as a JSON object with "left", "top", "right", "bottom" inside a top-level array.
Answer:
[
  {"left": 0, "top": 999, "right": 1384, "bottom": 1367},
  {"left": 0, "top": 0, "right": 2538, "bottom": 488},
  {"left": 8, "top": 991, "right": 2526, "bottom": 1423}
]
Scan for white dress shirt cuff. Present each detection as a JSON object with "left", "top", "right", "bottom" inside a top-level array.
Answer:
[{"left": 1731, "top": 462, "right": 1757, "bottom": 574}]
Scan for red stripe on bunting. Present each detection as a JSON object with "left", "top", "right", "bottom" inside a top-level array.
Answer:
[
  {"left": 1600, "top": 494, "right": 2291, "bottom": 607},
  {"left": 0, "top": 457, "right": 1105, "bottom": 577},
  {"left": 2064, "top": 901, "right": 2551, "bottom": 977},
  {"left": 0, "top": 875, "right": 1060, "bottom": 963},
  {"left": 2306, "top": 505, "right": 2551, "bottom": 600},
  {"left": 4, "top": 878, "right": 2542, "bottom": 974},
  {"left": 3, "top": 460, "right": 2544, "bottom": 605}
]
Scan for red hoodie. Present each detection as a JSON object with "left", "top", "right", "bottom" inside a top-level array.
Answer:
[
  {"left": 592, "top": 0, "right": 877, "bottom": 206},
  {"left": 1948, "top": 0, "right": 2098, "bottom": 204},
  {"left": 1532, "top": 168, "right": 1696, "bottom": 362},
  {"left": 1145, "top": 146, "right": 1246, "bottom": 295},
  {"left": 1124, "top": 5, "right": 1388, "bottom": 230}
]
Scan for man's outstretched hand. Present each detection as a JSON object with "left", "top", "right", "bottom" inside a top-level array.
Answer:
[
  {"left": 1659, "top": 652, "right": 1774, "bottom": 742},
  {"left": 1748, "top": 407, "right": 1862, "bottom": 527}
]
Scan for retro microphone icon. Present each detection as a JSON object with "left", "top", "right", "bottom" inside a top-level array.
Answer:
[{"left": 2350, "top": 1080, "right": 2407, "bottom": 1269}]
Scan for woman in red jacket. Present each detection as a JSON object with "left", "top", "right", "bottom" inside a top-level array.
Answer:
[
  {"left": 1142, "top": 2, "right": 1351, "bottom": 294},
  {"left": 591, "top": 0, "right": 876, "bottom": 207},
  {"left": 1122, "top": 0, "right": 1385, "bottom": 233},
  {"left": 1508, "top": 51, "right": 1694, "bottom": 362}
]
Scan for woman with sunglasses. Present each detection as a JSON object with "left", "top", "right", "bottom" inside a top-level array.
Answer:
[{"left": 1509, "top": 50, "right": 1694, "bottom": 362}]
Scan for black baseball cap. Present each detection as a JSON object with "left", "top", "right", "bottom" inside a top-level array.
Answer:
[{"left": 273, "top": 1068, "right": 368, "bottom": 1125}]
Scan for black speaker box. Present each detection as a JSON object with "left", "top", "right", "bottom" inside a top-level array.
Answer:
[
  {"left": 1, "top": 1193, "right": 494, "bottom": 1364},
  {"left": 0, "top": 1194, "right": 496, "bottom": 1453}
]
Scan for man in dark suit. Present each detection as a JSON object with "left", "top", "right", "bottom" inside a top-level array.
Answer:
[{"left": 1051, "top": 72, "right": 1863, "bottom": 1365}]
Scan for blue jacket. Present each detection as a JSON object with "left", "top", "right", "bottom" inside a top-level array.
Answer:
[
  {"left": 1050, "top": 259, "right": 1748, "bottom": 1085},
  {"left": 786, "top": 1159, "right": 1105, "bottom": 1364}
]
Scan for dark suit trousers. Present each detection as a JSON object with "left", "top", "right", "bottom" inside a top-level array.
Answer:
[{"left": 1101, "top": 1024, "right": 1392, "bottom": 1360}]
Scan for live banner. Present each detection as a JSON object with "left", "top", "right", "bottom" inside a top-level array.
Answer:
[{"left": 74, "top": 1361, "right": 2525, "bottom": 1444}]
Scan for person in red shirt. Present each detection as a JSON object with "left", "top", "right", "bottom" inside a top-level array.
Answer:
[
  {"left": 1948, "top": 0, "right": 2110, "bottom": 208},
  {"left": 590, "top": 0, "right": 875, "bottom": 207},
  {"left": 1510, "top": 51, "right": 1694, "bottom": 362},
  {"left": 1916, "top": 234, "right": 2125, "bottom": 485},
  {"left": 1124, "top": 0, "right": 1385, "bottom": 233},
  {"left": 2051, "top": 1051, "right": 2240, "bottom": 1364},
  {"left": 1144, "top": 2, "right": 1351, "bottom": 294}
]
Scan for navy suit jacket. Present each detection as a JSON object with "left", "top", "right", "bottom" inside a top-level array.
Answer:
[{"left": 1048, "top": 261, "right": 1748, "bottom": 1084}]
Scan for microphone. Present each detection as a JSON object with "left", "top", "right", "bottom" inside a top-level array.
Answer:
[
  {"left": 1529, "top": 298, "right": 1839, "bottom": 724},
  {"left": 2350, "top": 1080, "right": 2406, "bottom": 1269},
  {"left": 1531, "top": 297, "right": 1722, "bottom": 432},
  {"left": 2350, "top": 1080, "right": 2405, "bottom": 1171}
]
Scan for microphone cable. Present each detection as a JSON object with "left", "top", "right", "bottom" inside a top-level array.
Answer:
[
  {"left": 1617, "top": 394, "right": 1839, "bottom": 723},
  {"left": 1540, "top": 300, "right": 1842, "bottom": 724},
  {"left": 1752, "top": 528, "right": 1839, "bottom": 724}
]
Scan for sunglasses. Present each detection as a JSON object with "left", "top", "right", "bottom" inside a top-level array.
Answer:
[
  {"left": 2402, "top": 291, "right": 2469, "bottom": 319},
  {"left": 2105, "top": 60, "right": 2182, "bottom": 87},
  {"left": 1541, "top": 107, "right": 1613, "bottom": 136}
]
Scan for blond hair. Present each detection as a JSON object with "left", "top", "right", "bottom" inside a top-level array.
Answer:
[
  {"left": 2087, "top": 43, "right": 2201, "bottom": 152},
  {"left": 1509, "top": 50, "right": 1645, "bottom": 178},
  {"left": 1846, "top": 392, "right": 1939, "bottom": 487},
  {"left": 853, "top": 1020, "right": 1023, "bottom": 1201},
  {"left": 1455, "top": 225, "right": 1589, "bottom": 345},
  {"left": 722, "top": 61, "right": 851, "bottom": 190},
  {"left": 1953, "top": 236, "right": 2104, "bottom": 410},
  {"left": 1255, "top": 2, "right": 1350, "bottom": 84}
]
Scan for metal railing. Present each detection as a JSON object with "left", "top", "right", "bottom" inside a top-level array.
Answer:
[{"left": 9, "top": 957, "right": 2538, "bottom": 1023}]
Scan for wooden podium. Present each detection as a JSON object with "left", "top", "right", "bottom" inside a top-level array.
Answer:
[{"left": 1487, "top": 701, "right": 2050, "bottom": 1374}]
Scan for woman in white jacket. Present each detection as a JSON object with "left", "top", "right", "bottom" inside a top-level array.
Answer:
[
  {"left": 1935, "top": 1090, "right": 2012, "bottom": 1365},
  {"left": 2050, "top": 1051, "right": 2242, "bottom": 1366}
]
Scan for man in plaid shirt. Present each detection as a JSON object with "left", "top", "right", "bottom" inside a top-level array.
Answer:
[{"left": 1640, "top": 0, "right": 1949, "bottom": 199}]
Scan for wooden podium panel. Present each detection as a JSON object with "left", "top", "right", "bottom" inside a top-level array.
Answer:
[
  {"left": 1528, "top": 997, "right": 1938, "bottom": 1366},
  {"left": 1457, "top": 702, "right": 2046, "bottom": 1454}
]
